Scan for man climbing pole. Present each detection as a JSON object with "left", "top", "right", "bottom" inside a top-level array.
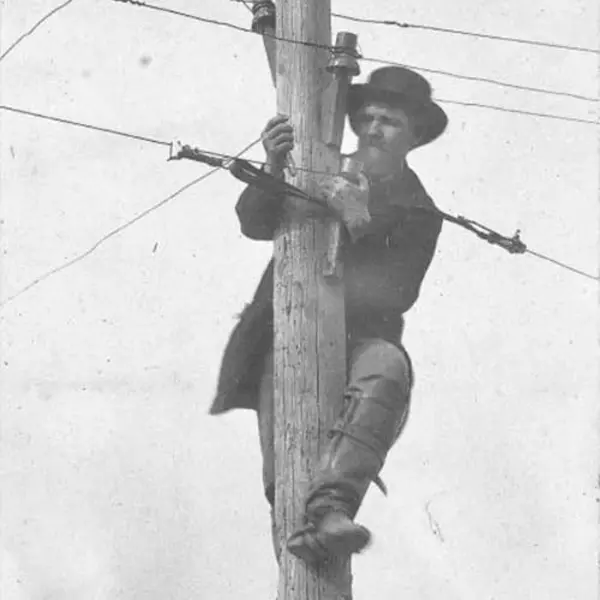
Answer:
[{"left": 210, "top": 65, "right": 448, "bottom": 564}]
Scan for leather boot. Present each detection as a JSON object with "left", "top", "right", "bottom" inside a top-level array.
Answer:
[{"left": 287, "top": 352, "right": 410, "bottom": 564}]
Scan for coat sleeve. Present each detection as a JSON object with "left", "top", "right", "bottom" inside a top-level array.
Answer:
[
  {"left": 235, "top": 183, "right": 283, "bottom": 241},
  {"left": 345, "top": 205, "right": 443, "bottom": 315},
  {"left": 390, "top": 206, "right": 443, "bottom": 310}
]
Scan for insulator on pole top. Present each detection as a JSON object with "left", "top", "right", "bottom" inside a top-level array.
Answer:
[
  {"left": 327, "top": 32, "right": 360, "bottom": 76},
  {"left": 251, "top": 1, "right": 276, "bottom": 34}
]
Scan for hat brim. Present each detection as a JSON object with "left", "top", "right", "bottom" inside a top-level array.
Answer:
[{"left": 347, "top": 85, "right": 448, "bottom": 148}]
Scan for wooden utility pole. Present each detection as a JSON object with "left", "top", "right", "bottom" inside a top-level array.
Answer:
[{"left": 272, "top": 1, "right": 352, "bottom": 599}]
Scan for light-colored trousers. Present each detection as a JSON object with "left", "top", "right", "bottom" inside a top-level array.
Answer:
[{"left": 256, "top": 337, "right": 413, "bottom": 507}]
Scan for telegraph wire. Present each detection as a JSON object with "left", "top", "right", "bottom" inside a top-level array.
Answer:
[
  {"left": 1, "top": 3, "right": 593, "bottom": 298},
  {"left": 245, "top": 5, "right": 599, "bottom": 121},
  {"left": 0, "top": 137, "right": 261, "bottom": 309},
  {"left": 1, "top": 105, "right": 171, "bottom": 147},
  {"left": 121, "top": 0, "right": 595, "bottom": 103},
  {"left": 1, "top": 99, "right": 597, "bottom": 171},
  {"left": 112, "top": 0, "right": 334, "bottom": 52},
  {"left": 231, "top": 1, "right": 599, "bottom": 55},
  {"left": 0, "top": 102, "right": 595, "bottom": 300},
  {"left": 146, "top": 0, "right": 598, "bottom": 102},
  {"left": 431, "top": 208, "right": 599, "bottom": 282},
  {"left": 1, "top": 108, "right": 595, "bottom": 286},
  {"left": 0, "top": 104, "right": 333, "bottom": 174},
  {"left": 331, "top": 11, "right": 599, "bottom": 56},
  {"left": 524, "top": 249, "right": 598, "bottom": 282},
  {"left": 360, "top": 57, "right": 596, "bottom": 103},
  {"left": 0, "top": 0, "right": 76, "bottom": 62},
  {"left": 3, "top": 99, "right": 595, "bottom": 176},
  {"left": 435, "top": 98, "right": 597, "bottom": 126}
]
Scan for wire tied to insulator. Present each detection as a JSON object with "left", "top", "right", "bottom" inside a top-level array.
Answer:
[
  {"left": 250, "top": 0, "right": 275, "bottom": 33},
  {"left": 329, "top": 44, "right": 363, "bottom": 60},
  {"left": 327, "top": 32, "right": 361, "bottom": 76}
]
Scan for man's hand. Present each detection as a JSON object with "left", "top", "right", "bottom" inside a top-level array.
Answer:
[
  {"left": 321, "top": 174, "right": 371, "bottom": 242},
  {"left": 261, "top": 115, "right": 294, "bottom": 176}
]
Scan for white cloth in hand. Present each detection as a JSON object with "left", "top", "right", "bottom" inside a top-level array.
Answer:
[{"left": 321, "top": 173, "right": 371, "bottom": 242}]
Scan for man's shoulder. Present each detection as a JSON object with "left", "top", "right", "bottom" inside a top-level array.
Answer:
[{"left": 388, "top": 166, "right": 437, "bottom": 211}]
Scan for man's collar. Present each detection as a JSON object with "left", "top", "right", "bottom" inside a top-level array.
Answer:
[
  {"left": 340, "top": 154, "right": 414, "bottom": 200},
  {"left": 370, "top": 161, "right": 433, "bottom": 210},
  {"left": 368, "top": 160, "right": 408, "bottom": 191},
  {"left": 363, "top": 160, "right": 405, "bottom": 185}
]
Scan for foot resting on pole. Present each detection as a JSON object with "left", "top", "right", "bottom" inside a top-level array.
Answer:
[{"left": 287, "top": 511, "right": 371, "bottom": 564}]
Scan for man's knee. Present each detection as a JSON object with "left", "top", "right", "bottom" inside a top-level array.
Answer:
[{"left": 348, "top": 338, "right": 412, "bottom": 396}]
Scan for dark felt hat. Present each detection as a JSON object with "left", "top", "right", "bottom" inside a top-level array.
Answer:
[{"left": 348, "top": 66, "right": 448, "bottom": 148}]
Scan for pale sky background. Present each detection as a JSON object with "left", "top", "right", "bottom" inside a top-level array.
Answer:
[{"left": 0, "top": 0, "right": 598, "bottom": 598}]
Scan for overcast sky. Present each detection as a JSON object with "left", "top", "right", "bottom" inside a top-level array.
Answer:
[{"left": 1, "top": 1, "right": 598, "bottom": 599}]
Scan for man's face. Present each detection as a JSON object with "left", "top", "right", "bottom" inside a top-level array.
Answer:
[{"left": 353, "top": 102, "right": 417, "bottom": 176}]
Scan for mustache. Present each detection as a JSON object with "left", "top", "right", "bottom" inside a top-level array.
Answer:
[{"left": 358, "top": 137, "right": 386, "bottom": 148}]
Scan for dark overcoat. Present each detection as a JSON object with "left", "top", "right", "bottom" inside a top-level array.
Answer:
[{"left": 209, "top": 165, "right": 443, "bottom": 416}]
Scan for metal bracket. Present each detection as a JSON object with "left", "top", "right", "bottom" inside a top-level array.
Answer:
[
  {"left": 323, "top": 31, "right": 361, "bottom": 280},
  {"left": 168, "top": 141, "right": 230, "bottom": 168}
]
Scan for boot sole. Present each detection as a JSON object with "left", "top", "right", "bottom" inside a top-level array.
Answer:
[
  {"left": 323, "top": 525, "right": 371, "bottom": 557},
  {"left": 287, "top": 525, "right": 371, "bottom": 564}
]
